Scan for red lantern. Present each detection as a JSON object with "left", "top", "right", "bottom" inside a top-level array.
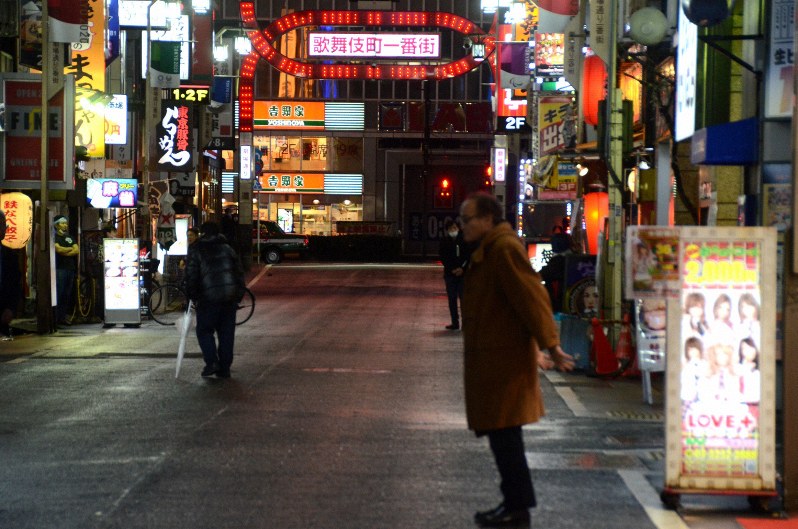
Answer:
[
  {"left": 583, "top": 190, "right": 609, "bottom": 255},
  {"left": 581, "top": 55, "right": 607, "bottom": 126}
]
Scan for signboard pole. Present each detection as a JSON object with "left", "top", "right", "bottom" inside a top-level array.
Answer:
[{"left": 36, "top": 0, "right": 55, "bottom": 333}]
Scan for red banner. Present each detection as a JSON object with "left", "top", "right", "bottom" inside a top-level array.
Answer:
[{"left": 2, "top": 78, "right": 69, "bottom": 186}]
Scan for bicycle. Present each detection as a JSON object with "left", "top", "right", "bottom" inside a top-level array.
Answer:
[{"left": 148, "top": 284, "right": 255, "bottom": 326}]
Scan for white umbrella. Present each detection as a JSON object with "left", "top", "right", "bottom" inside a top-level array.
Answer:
[{"left": 175, "top": 300, "right": 194, "bottom": 378}]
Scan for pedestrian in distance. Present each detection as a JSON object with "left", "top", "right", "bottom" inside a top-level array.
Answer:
[
  {"left": 53, "top": 215, "right": 79, "bottom": 327},
  {"left": 0, "top": 209, "right": 22, "bottom": 340},
  {"left": 184, "top": 221, "right": 246, "bottom": 379},
  {"left": 459, "top": 192, "right": 574, "bottom": 528},
  {"left": 439, "top": 218, "right": 471, "bottom": 330}
]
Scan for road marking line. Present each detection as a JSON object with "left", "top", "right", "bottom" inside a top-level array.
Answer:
[
  {"left": 248, "top": 264, "right": 271, "bottom": 288},
  {"left": 618, "top": 469, "right": 690, "bottom": 529},
  {"left": 554, "top": 385, "right": 590, "bottom": 417}
]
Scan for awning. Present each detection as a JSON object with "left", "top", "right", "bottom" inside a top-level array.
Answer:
[{"left": 690, "top": 117, "right": 759, "bottom": 165}]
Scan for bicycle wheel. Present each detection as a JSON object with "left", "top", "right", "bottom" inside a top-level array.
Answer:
[
  {"left": 149, "top": 284, "right": 189, "bottom": 325},
  {"left": 236, "top": 288, "right": 255, "bottom": 325}
]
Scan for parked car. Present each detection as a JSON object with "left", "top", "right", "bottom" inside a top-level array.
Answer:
[{"left": 252, "top": 220, "right": 309, "bottom": 264}]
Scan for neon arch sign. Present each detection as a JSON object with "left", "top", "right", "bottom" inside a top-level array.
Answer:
[
  {"left": 237, "top": 5, "right": 496, "bottom": 132},
  {"left": 239, "top": 4, "right": 495, "bottom": 81}
]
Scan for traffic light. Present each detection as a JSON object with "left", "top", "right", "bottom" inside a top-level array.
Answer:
[
  {"left": 480, "top": 165, "right": 493, "bottom": 192},
  {"left": 433, "top": 177, "right": 454, "bottom": 209}
]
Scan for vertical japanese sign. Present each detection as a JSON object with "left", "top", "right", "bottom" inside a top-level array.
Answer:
[
  {"left": 19, "top": 0, "right": 43, "bottom": 70},
  {"left": 765, "top": 0, "right": 794, "bottom": 118},
  {"left": 665, "top": 227, "right": 777, "bottom": 494},
  {"left": 537, "top": 95, "right": 576, "bottom": 156},
  {"left": 66, "top": 0, "right": 106, "bottom": 158},
  {"left": 156, "top": 103, "right": 194, "bottom": 172},
  {"left": 0, "top": 76, "right": 75, "bottom": 189},
  {"left": 0, "top": 192, "right": 34, "bottom": 249}
]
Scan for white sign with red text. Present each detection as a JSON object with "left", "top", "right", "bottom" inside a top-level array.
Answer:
[{"left": 308, "top": 33, "right": 440, "bottom": 59}]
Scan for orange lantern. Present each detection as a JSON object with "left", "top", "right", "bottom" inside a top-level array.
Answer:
[
  {"left": 581, "top": 55, "right": 607, "bottom": 126},
  {"left": 583, "top": 190, "right": 609, "bottom": 255},
  {"left": 1, "top": 192, "right": 34, "bottom": 250}
]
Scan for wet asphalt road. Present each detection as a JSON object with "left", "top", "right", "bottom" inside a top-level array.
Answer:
[{"left": 0, "top": 263, "right": 737, "bottom": 529}]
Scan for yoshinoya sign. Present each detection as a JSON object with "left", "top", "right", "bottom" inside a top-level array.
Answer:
[
  {"left": 156, "top": 103, "right": 194, "bottom": 172},
  {"left": 308, "top": 32, "right": 440, "bottom": 59},
  {"left": 253, "top": 101, "right": 325, "bottom": 130}
]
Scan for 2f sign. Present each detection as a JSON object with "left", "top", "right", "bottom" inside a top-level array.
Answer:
[{"left": 504, "top": 116, "right": 526, "bottom": 130}]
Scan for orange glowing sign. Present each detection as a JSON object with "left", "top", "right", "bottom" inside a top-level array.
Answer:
[{"left": 253, "top": 101, "right": 326, "bottom": 130}]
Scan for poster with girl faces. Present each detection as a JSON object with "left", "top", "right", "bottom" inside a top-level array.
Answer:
[{"left": 665, "top": 227, "right": 777, "bottom": 494}]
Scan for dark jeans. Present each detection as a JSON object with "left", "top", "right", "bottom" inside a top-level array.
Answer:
[
  {"left": 195, "top": 301, "right": 237, "bottom": 369},
  {"left": 444, "top": 275, "right": 464, "bottom": 326},
  {"left": 487, "top": 426, "right": 536, "bottom": 510},
  {"left": 55, "top": 268, "right": 75, "bottom": 323}
]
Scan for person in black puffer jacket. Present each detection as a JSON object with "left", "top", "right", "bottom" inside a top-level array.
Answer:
[{"left": 184, "top": 221, "right": 246, "bottom": 378}]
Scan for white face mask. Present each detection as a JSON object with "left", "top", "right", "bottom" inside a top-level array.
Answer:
[{"left": 448, "top": 230, "right": 458, "bottom": 238}]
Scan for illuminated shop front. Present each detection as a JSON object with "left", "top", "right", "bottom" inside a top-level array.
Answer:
[{"left": 247, "top": 100, "right": 365, "bottom": 235}]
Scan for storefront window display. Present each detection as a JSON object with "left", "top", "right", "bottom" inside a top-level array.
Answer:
[
  {"left": 252, "top": 135, "right": 328, "bottom": 173},
  {"left": 253, "top": 195, "right": 362, "bottom": 236}
]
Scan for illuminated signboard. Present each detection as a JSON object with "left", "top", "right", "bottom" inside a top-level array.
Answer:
[
  {"left": 67, "top": 0, "right": 106, "bottom": 158},
  {"left": 535, "top": 32, "right": 565, "bottom": 77},
  {"left": 308, "top": 32, "right": 440, "bottom": 59},
  {"left": 259, "top": 173, "right": 325, "bottom": 193},
  {"left": 240, "top": 145, "right": 252, "bottom": 180},
  {"left": 167, "top": 85, "right": 211, "bottom": 103},
  {"left": 142, "top": 15, "right": 190, "bottom": 81},
  {"left": 254, "top": 102, "right": 326, "bottom": 130},
  {"left": 675, "top": 7, "right": 697, "bottom": 141},
  {"left": 240, "top": 6, "right": 494, "bottom": 80},
  {"left": 492, "top": 147, "right": 506, "bottom": 183},
  {"left": 156, "top": 103, "right": 194, "bottom": 172},
  {"left": 105, "top": 94, "right": 128, "bottom": 145},
  {"left": 86, "top": 178, "right": 138, "bottom": 208},
  {"left": 665, "top": 227, "right": 777, "bottom": 495}
]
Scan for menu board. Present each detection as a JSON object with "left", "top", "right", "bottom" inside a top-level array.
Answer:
[
  {"left": 665, "top": 227, "right": 777, "bottom": 493},
  {"left": 103, "top": 238, "right": 141, "bottom": 322}
]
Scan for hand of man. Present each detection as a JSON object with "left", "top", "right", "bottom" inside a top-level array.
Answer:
[
  {"left": 452, "top": 267, "right": 463, "bottom": 277},
  {"left": 537, "top": 345, "right": 575, "bottom": 372}
]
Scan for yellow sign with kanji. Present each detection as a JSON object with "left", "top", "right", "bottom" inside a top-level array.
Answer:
[{"left": 66, "top": 0, "right": 106, "bottom": 158}]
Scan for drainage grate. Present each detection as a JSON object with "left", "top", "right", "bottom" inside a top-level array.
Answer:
[{"left": 606, "top": 411, "right": 664, "bottom": 421}]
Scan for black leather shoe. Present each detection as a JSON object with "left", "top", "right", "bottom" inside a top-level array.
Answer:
[
  {"left": 201, "top": 364, "right": 219, "bottom": 377},
  {"left": 445, "top": 323, "right": 459, "bottom": 330},
  {"left": 474, "top": 504, "right": 530, "bottom": 527},
  {"left": 216, "top": 368, "right": 231, "bottom": 378}
]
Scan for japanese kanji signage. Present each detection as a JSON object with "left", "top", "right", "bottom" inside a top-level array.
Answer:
[
  {"left": 308, "top": 32, "right": 440, "bottom": 59},
  {"left": 0, "top": 192, "right": 34, "bottom": 249},
  {"left": 156, "top": 103, "right": 194, "bottom": 172},
  {"left": 258, "top": 173, "right": 324, "bottom": 193},
  {"left": 537, "top": 95, "right": 576, "bottom": 156},
  {"left": 66, "top": 0, "right": 106, "bottom": 158},
  {"left": 253, "top": 101, "right": 325, "bottom": 130},
  {"left": 765, "top": 0, "right": 794, "bottom": 118},
  {"left": 86, "top": 178, "right": 138, "bottom": 208}
]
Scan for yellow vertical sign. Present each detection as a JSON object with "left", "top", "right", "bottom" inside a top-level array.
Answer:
[{"left": 66, "top": 0, "right": 106, "bottom": 158}]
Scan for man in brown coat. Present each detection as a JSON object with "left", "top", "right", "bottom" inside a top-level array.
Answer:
[{"left": 460, "top": 192, "right": 574, "bottom": 528}]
